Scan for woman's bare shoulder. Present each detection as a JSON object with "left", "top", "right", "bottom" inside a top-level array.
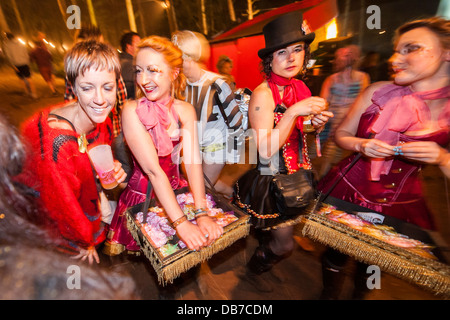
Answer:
[
  {"left": 253, "top": 81, "right": 271, "bottom": 96},
  {"left": 122, "top": 99, "right": 139, "bottom": 116},
  {"left": 251, "top": 81, "right": 274, "bottom": 105},
  {"left": 363, "top": 81, "right": 393, "bottom": 97},
  {"left": 173, "top": 99, "right": 196, "bottom": 121}
]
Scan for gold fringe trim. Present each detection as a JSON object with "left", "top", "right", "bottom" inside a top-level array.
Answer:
[
  {"left": 102, "top": 241, "right": 126, "bottom": 256},
  {"left": 301, "top": 214, "right": 450, "bottom": 298},
  {"left": 126, "top": 210, "right": 250, "bottom": 286}
]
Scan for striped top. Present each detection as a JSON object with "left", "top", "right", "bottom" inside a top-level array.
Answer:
[{"left": 185, "top": 70, "right": 244, "bottom": 163}]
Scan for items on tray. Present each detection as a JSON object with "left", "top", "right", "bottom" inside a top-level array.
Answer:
[
  {"left": 135, "top": 192, "right": 239, "bottom": 257},
  {"left": 317, "top": 204, "right": 436, "bottom": 259}
]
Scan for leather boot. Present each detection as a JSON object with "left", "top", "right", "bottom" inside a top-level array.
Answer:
[
  {"left": 243, "top": 245, "right": 283, "bottom": 292},
  {"left": 247, "top": 245, "right": 282, "bottom": 274},
  {"left": 352, "top": 262, "right": 370, "bottom": 300},
  {"left": 319, "top": 252, "right": 347, "bottom": 300}
]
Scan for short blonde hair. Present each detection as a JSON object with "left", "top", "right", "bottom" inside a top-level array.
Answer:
[
  {"left": 64, "top": 40, "right": 121, "bottom": 86},
  {"left": 171, "top": 30, "right": 210, "bottom": 63}
]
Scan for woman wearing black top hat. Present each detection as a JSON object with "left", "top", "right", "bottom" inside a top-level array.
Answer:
[{"left": 234, "top": 11, "right": 333, "bottom": 292}]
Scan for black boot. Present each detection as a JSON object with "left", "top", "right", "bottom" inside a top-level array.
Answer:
[
  {"left": 352, "top": 262, "right": 370, "bottom": 300},
  {"left": 247, "top": 245, "right": 283, "bottom": 274},
  {"left": 319, "top": 250, "right": 347, "bottom": 300},
  {"left": 243, "top": 245, "right": 283, "bottom": 292},
  {"left": 320, "top": 265, "right": 346, "bottom": 300}
]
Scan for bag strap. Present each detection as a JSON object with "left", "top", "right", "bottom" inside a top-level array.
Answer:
[
  {"left": 203, "top": 173, "right": 221, "bottom": 197},
  {"left": 320, "top": 152, "right": 363, "bottom": 201},
  {"left": 141, "top": 175, "right": 214, "bottom": 215},
  {"left": 142, "top": 181, "right": 153, "bottom": 214},
  {"left": 312, "top": 133, "right": 375, "bottom": 212},
  {"left": 212, "top": 82, "right": 231, "bottom": 128}
]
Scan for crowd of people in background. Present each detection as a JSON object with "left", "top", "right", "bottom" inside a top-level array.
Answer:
[{"left": 0, "top": 11, "right": 448, "bottom": 301}]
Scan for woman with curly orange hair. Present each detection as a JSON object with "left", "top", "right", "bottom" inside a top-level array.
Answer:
[{"left": 105, "top": 36, "right": 223, "bottom": 256}]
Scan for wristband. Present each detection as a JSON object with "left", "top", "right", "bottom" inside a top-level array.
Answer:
[
  {"left": 195, "top": 208, "right": 207, "bottom": 214},
  {"left": 195, "top": 212, "right": 209, "bottom": 219},
  {"left": 172, "top": 215, "right": 188, "bottom": 228}
]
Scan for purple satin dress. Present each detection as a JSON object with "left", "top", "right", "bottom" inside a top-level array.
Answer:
[
  {"left": 105, "top": 99, "right": 188, "bottom": 255},
  {"left": 318, "top": 88, "right": 450, "bottom": 230}
]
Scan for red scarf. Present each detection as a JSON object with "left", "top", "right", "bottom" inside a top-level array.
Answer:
[{"left": 267, "top": 72, "right": 311, "bottom": 130}]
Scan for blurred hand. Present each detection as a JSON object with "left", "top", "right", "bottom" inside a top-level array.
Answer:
[
  {"left": 312, "top": 110, "right": 334, "bottom": 128},
  {"left": 401, "top": 141, "right": 448, "bottom": 165},
  {"left": 289, "top": 96, "right": 328, "bottom": 117},
  {"left": 73, "top": 246, "right": 100, "bottom": 265},
  {"left": 358, "top": 138, "right": 395, "bottom": 158}
]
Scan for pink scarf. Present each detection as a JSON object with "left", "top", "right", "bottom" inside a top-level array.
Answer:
[
  {"left": 267, "top": 72, "right": 311, "bottom": 130},
  {"left": 135, "top": 97, "right": 177, "bottom": 157},
  {"left": 370, "top": 84, "right": 450, "bottom": 180}
]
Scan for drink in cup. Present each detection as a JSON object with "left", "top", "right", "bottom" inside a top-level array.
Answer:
[
  {"left": 87, "top": 144, "right": 119, "bottom": 190},
  {"left": 303, "top": 115, "right": 315, "bottom": 133}
]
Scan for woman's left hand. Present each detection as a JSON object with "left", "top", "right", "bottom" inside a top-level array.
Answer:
[
  {"left": 400, "top": 141, "right": 448, "bottom": 165},
  {"left": 73, "top": 246, "right": 100, "bottom": 265},
  {"left": 113, "top": 160, "right": 127, "bottom": 184},
  {"left": 196, "top": 215, "right": 223, "bottom": 246},
  {"left": 311, "top": 110, "right": 334, "bottom": 129}
]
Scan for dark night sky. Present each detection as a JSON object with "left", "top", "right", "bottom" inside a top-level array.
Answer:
[
  {"left": 0, "top": 0, "right": 297, "bottom": 48},
  {"left": 0, "top": 0, "right": 442, "bottom": 57}
]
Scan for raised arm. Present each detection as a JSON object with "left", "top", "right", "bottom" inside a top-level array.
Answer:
[
  {"left": 334, "top": 81, "right": 395, "bottom": 158},
  {"left": 121, "top": 100, "right": 208, "bottom": 250},
  {"left": 249, "top": 82, "right": 328, "bottom": 159}
]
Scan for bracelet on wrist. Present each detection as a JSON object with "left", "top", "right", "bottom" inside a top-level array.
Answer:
[
  {"left": 195, "top": 206, "right": 209, "bottom": 219},
  {"left": 194, "top": 208, "right": 209, "bottom": 218},
  {"left": 172, "top": 215, "right": 188, "bottom": 228},
  {"left": 195, "top": 212, "right": 209, "bottom": 219}
]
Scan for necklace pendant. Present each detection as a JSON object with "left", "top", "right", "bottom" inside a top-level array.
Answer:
[{"left": 78, "top": 133, "right": 88, "bottom": 153}]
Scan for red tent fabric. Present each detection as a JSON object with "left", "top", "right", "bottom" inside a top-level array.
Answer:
[{"left": 208, "top": 0, "right": 338, "bottom": 90}]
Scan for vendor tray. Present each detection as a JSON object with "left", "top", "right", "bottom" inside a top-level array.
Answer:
[
  {"left": 126, "top": 192, "right": 250, "bottom": 285},
  {"left": 301, "top": 197, "right": 450, "bottom": 297}
]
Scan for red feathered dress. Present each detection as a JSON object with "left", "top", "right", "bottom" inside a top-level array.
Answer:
[{"left": 16, "top": 108, "right": 113, "bottom": 254}]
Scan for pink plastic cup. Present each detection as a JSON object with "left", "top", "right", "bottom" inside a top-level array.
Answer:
[{"left": 87, "top": 144, "right": 118, "bottom": 189}]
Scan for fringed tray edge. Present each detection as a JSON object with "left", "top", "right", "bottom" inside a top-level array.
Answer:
[
  {"left": 301, "top": 214, "right": 450, "bottom": 297},
  {"left": 126, "top": 210, "right": 250, "bottom": 286}
]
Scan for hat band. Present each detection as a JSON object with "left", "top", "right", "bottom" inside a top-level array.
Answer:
[{"left": 265, "top": 29, "right": 307, "bottom": 48}]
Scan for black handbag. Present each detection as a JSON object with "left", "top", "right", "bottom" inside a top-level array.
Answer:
[{"left": 272, "top": 168, "right": 316, "bottom": 214}]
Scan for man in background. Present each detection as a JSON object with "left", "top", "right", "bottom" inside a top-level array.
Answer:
[
  {"left": 3, "top": 33, "right": 37, "bottom": 99},
  {"left": 119, "top": 31, "right": 140, "bottom": 100}
]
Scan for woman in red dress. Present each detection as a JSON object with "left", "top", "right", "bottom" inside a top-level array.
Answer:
[{"left": 318, "top": 17, "right": 450, "bottom": 299}]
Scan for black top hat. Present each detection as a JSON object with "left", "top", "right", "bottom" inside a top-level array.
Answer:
[{"left": 258, "top": 11, "right": 315, "bottom": 59}]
